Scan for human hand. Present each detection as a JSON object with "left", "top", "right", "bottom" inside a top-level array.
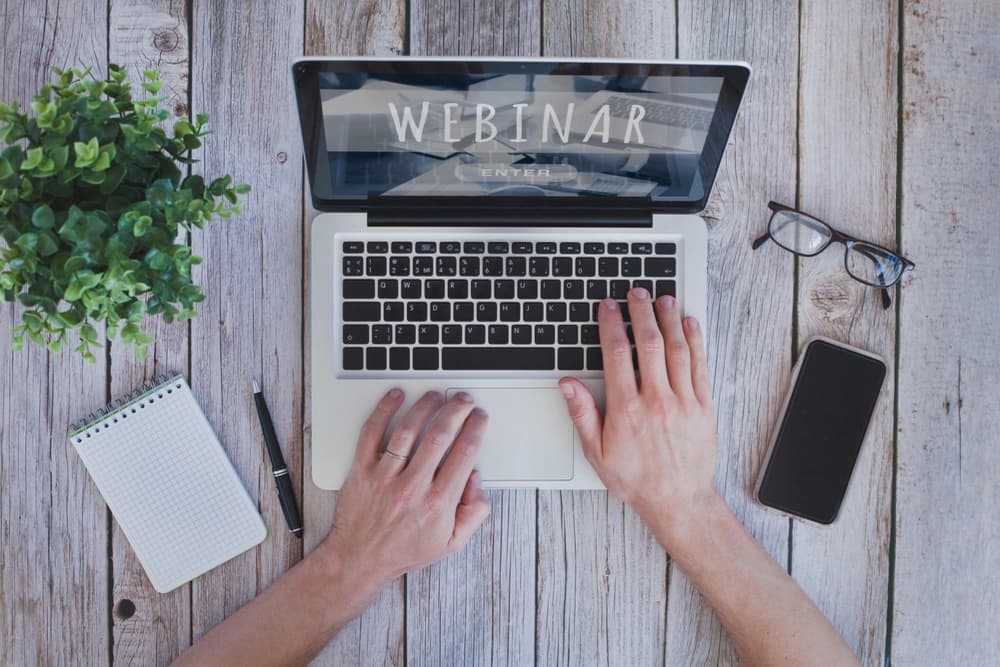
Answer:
[
  {"left": 317, "top": 390, "right": 491, "bottom": 601},
  {"left": 558, "top": 289, "right": 718, "bottom": 535}
]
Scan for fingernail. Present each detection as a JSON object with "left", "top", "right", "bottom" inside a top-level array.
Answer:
[
  {"left": 685, "top": 316, "right": 699, "bottom": 331},
  {"left": 601, "top": 298, "right": 618, "bottom": 310},
  {"left": 559, "top": 381, "right": 575, "bottom": 399},
  {"left": 426, "top": 390, "right": 445, "bottom": 402},
  {"left": 387, "top": 387, "right": 402, "bottom": 398},
  {"left": 659, "top": 295, "right": 676, "bottom": 310},
  {"left": 632, "top": 287, "right": 649, "bottom": 300},
  {"left": 472, "top": 406, "right": 488, "bottom": 418},
  {"left": 456, "top": 391, "right": 473, "bottom": 403}
]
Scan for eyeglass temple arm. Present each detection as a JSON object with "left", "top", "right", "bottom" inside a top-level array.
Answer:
[{"left": 751, "top": 232, "right": 770, "bottom": 249}]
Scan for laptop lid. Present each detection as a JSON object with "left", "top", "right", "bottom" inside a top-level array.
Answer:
[{"left": 293, "top": 58, "right": 750, "bottom": 224}]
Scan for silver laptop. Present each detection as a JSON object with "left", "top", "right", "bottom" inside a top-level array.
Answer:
[{"left": 294, "top": 57, "right": 750, "bottom": 490}]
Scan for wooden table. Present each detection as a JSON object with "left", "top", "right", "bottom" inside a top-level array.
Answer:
[{"left": 2, "top": 0, "right": 997, "bottom": 665}]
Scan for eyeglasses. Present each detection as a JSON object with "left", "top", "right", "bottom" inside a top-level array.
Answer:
[{"left": 752, "top": 201, "right": 915, "bottom": 309}]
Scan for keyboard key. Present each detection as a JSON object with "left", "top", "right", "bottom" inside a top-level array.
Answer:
[
  {"left": 587, "top": 280, "right": 608, "bottom": 300},
  {"left": 343, "top": 241, "right": 363, "bottom": 253},
  {"left": 476, "top": 302, "right": 498, "bottom": 322},
  {"left": 453, "top": 302, "right": 474, "bottom": 322},
  {"left": 483, "top": 257, "right": 503, "bottom": 276},
  {"left": 560, "top": 242, "right": 581, "bottom": 254},
  {"left": 655, "top": 280, "right": 676, "bottom": 297},
  {"left": 440, "top": 241, "right": 461, "bottom": 254},
  {"left": 377, "top": 279, "right": 398, "bottom": 299},
  {"left": 488, "top": 324, "right": 509, "bottom": 344},
  {"left": 366, "top": 256, "right": 387, "bottom": 276},
  {"left": 608, "top": 242, "right": 628, "bottom": 254},
  {"left": 425, "top": 279, "right": 445, "bottom": 299},
  {"left": 367, "top": 241, "right": 388, "bottom": 253},
  {"left": 487, "top": 241, "right": 509, "bottom": 253},
  {"left": 511, "top": 325, "right": 532, "bottom": 344},
  {"left": 401, "top": 279, "right": 421, "bottom": 299},
  {"left": 581, "top": 325, "right": 600, "bottom": 344},
  {"left": 447, "top": 279, "right": 469, "bottom": 299},
  {"left": 598, "top": 257, "right": 619, "bottom": 277},
  {"left": 383, "top": 302, "right": 404, "bottom": 322},
  {"left": 500, "top": 302, "right": 520, "bottom": 322},
  {"left": 655, "top": 242, "right": 677, "bottom": 255},
  {"left": 558, "top": 348, "right": 584, "bottom": 370},
  {"left": 406, "top": 302, "right": 427, "bottom": 322},
  {"left": 471, "top": 280, "right": 492, "bottom": 299},
  {"left": 631, "top": 242, "right": 653, "bottom": 255},
  {"left": 418, "top": 324, "right": 439, "bottom": 344},
  {"left": 343, "top": 347, "right": 364, "bottom": 370},
  {"left": 494, "top": 279, "right": 515, "bottom": 299},
  {"left": 529, "top": 257, "right": 550, "bottom": 276},
  {"left": 536, "top": 242, "right": 557, "bottom": 254},
  {"left": 343, "top": 279, "right": 375, "bottom": 299},
  {"left": 343, "top": 302, "right": 380, "bottom": 321},
  {"left": 389, "top": 347, "right": 409, "bottom": 370},
  {"left": 367, "top": 347, "right": 387, "bottom": 370},
  {"left": 414, "top": 257, "right": 434, "bottom": 275},
  {"left": 436, "top": 257, "right": 457, "bottom": 276},
  {"left": 569, "top": 302, "right": 591, "bottom": 323},
  {"left": 610, "top": 279, "right": 630, "bottom": 299},
  {"left": 546, "top": 302, "right": 567, "bottom": 322},
  {"left": 372, "top": 325, "right": 392, "bottom": 344},
  {"left": 517, "top": 279, "right": 538, "bottom": 299},
  {"left": 389, "top": 256, "right": 410, "bottom": 276},
  {"left": 505, "top": 257, "right": 527, "bottom": 276},
  {"left": 524, "top": 302, "right": 544, "bottom": 322},
  {"left": 343, "top": 256, "right": 364, "bottom": 276},
  {"left": 575, "top": 257, "right": 596, "bottom": 276},
  {"left": 541, "top": 280, "right": 561, "bottom": 300},
  {"left": 442, "top": 325, "right": 462, "bottom": 343},
  {"left": 534, "top": 325, "right": 555, "bottom": 344},
  {"left": 584, "top": 242, "right": 605, "bottom": 254},
  {"left": 416, "top": 241, "right": 436, "bottom": 253},
  {"left": 442, "top": 347, "right": 554, "bottom": 370},
  {"left": 558, "top": 325, "right": 578, "bottom": 345},
  {"left": 395, "top": 324, "right": 416, "bottom": 344},
  {"left": 463, "top": 241, "right": 485, "bottom": 254},
  {"left": 464, "top": 324, "right": 486, "bottom": 344},
  {"left": 413, "top": 347, "right": 439, "bottom": 370},
  {"left": 460, "top": 257, "right": 480, "bottom": 276},
  {"left": 586, "top": 347, "right": 603, "bottom": 370},
  {"left": 621, "top": 257, "right": 641, "bottom": 276},
  {"left": 644, "top": 257, "right": 676, "bottom": 277},
  {"left": 391, "top": 241, "right": 412, "bottom": 253},
  {"left": 512, "top": 242, "right": 533, "bottom": 254},
  {"left": 552, "top": 257, "right": 573, "bottom": 276},
  {"left": 343, "top": 324, "right": 368, "bottom": 344},
  {"left": 563, "top": 279, "right": 584, "bottom": 299}
]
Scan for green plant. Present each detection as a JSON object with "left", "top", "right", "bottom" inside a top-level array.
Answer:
[{"left": 0, "top": 65, "right": 249, "bottom": 362}]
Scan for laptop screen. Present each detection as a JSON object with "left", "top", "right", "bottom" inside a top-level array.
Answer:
[{"left": 294, "top": 60, "right": 749, "bottom": 216}]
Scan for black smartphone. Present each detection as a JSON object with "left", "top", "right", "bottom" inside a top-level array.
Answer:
[{"left": 755, "top": 337, "right": 887, "bottom": 524}]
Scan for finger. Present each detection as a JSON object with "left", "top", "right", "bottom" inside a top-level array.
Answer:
[
  {"left": 655, "top": 295, "right": 693, "bottom": 399},
  {"left": 627, "top": 287, "right": 670, "bottom": 395},
  {"left": 684, "top": 316, "right": 712, "bottom": 405},
  {"left": 406, "top": 392, "right": 477, "bottom": 479},
  {"left": 435, "top": 407, "right": 489, "bottom": 504},
  {"left": 354, "top": 388, "right": 405, "bottom": 470},
  {"left": 597, "top": 299, "right": 638, "bottom": 408},
  {"left": 447, "top": 476, "right": 490, "bottom": 554},
  {"left": 380, "top": 390, "right": 445, "bottom": 473},
  {"left": 559, "top": 378, "right": 604, "bottom": 464},
  {"left": 461, "top": 470, "right": 483, "bottom": 505}
]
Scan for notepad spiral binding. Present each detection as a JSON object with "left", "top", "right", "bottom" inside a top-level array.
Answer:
[{"left": 70, "top": 373, "right": 183, "bottom": 436}]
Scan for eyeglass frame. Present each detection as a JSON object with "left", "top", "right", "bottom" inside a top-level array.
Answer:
[{"left": 752, "top": 201, "right": 915, "bottom": 309}]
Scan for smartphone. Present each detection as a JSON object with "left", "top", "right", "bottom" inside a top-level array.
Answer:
[{"left": 755, "top": 337, "right": 887, "bottom": 525}]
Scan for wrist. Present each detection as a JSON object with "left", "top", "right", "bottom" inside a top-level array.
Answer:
[
  {"left": 635, "top": 488, "right": 731, "bottom": 557},
  {"left": 305, "top": 542, "right": 387, "bottom": 632}
]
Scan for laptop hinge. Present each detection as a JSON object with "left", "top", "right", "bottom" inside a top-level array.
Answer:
[{"left": 366, "top": 208, "right": 654, "bottom": 228}]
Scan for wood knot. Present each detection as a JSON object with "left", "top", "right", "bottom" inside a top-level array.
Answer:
[
  {"left": 174, "top": 103, "right": 188, "bottom": 117},
  {"left": 807, "top": 277, "right": 859, "bottom": 319},
  {"left": 153, "top": 28, "right": 180, "bottom": 53},
  {"left": 276, "top": 152, "right": 288, "bottom": 163},
  {"left": 114, "top": 599, "right": 136, "bottom": 620}
]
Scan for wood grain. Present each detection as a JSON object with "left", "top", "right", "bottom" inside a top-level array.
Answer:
[
  {"left": 302, "top": 0, "right": 407, "bottom": 664},
  {"left": 0, "top": 2, "right": 111, "bottom": 666},
  {"left": 668, "top": 1, "right": 800, "bottom": 664},
  {"left": 404, "top": 3, "right": 540, "bottom": 664},
  {"left": 187, "top": 0, "right": 305, "bottom": 641},
  {"left": 536, "top": 3, "right": 674, "bottom": 664},
  {"left": 107, "top": 0, "right": 193, "bottom": 663},
  {"left": 792, "top": 2, "right": 898, "bottom": 664},
  {"left": 893, "top": 1, "right": 1000, "bottom": 664}
]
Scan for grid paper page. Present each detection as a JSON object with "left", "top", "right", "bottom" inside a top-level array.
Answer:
[{"left": 72, "top": 377, "right": 266, "bottom": 593}]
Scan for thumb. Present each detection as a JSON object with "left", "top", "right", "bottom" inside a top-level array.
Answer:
[
  {"left": 448, "top": 473, "right": 490, "bottom": 553},
  {"left": 559, "top": 378, "right": 604, "bottom": 465}
]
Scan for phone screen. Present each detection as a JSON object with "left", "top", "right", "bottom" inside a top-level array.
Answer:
[{"left": 757, "top": 339, "right": 886, "bottom": 524}]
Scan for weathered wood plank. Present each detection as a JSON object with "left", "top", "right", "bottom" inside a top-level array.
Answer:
[
  {"left": 404, "top": 4, "right": 540, "bottom": 665},
  {"left": 893, "top": 1, "right": 1000, "bottom": 665},
  {"left": 302, "top": 0, "right": 406, "bottom": 664},
  {"left": 188, "top": 0, "right": 305, "bottom": 641},
  {"left": 792, "top": 2, "right": 898, "bottom": 664},
  {"left": 537, "top": 2, "right": 674, "bottom": 664},
  {"left": 0, "top": 2, "right": 111, "bottom": 666},
  {"left": 108, "top": 0, "right": 192, "bottom": 663},
  {"left": 668, "top": 1, "right": 799, "bottom": 664}
]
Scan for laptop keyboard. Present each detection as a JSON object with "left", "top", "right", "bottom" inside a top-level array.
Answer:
[{"left": 337, "top": 235, "right": 680, "bottom": 374}]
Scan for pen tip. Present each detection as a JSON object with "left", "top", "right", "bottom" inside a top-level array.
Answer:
[{"left": 252, "top": 378, "right": 260, "bottom": 393}]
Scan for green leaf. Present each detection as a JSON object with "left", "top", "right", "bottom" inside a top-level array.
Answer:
[
  {"left": 36, "top": 232, "right": 58, "bottom": 257},
  {"left": 73, "top": 137, "right": 99, "bottom": 168},
  {"left": 32, "top": 204, "right": 55, "bottom": 229},
  {"left": 127, "top": 300, "right": 145, "bottom": 322},
  {"left": 21, "top": 147, "right": 44, "bottom": 171},
  {"left": 22, "top": 310, "right": 43, "bottom": 332},
  {"left": 80, "top": 323, "right": 98, "bottom": 343},
  {"left": 64, "top": 280, "right": 84, "bottom": 301},
  {"left": 133, "top": 215, "right": 152, "bottom": 237},
  {"left": 234, "top": 183, "right": 251, "bottom": 195}
]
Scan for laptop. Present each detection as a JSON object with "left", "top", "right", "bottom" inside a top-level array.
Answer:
[{"left": 293, "top": 58, "right": 750, "bottom": 490}]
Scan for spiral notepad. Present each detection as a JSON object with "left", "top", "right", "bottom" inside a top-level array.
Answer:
[{"left": 70, "top": 374, "right": 267, "bottom": 593}]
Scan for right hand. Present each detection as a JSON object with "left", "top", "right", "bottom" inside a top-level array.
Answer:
[{"left": 558, "top": 289, "right": 719, "bottom": 533}]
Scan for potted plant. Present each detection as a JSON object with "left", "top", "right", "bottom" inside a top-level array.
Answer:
[{"left": 0, "top": 65, "right": 249, "bottom": 362}]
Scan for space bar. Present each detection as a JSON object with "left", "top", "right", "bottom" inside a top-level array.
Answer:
[{"left": 442, "top": 347, "right": 555, "bottom": 370}]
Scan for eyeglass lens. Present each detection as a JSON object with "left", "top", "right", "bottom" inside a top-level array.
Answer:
[
  {"left": 769, "top": 210, "right": 831, "bottom": 255},
  {"left": 846, "top": 242, "right": 905, "bottom": 287}
]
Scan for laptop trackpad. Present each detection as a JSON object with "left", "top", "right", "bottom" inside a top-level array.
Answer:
[{"left": 446, "top": 388, "right": 574, "bottom": 482}]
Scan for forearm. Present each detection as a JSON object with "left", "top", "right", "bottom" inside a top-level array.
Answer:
[
  {"left": 172, "top": 549, "right": 381, "bottom": 667},
  {"left": 640, "top": 493, "right": 859, "bottom": 667}
]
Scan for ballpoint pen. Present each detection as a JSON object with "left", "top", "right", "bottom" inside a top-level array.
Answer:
[{"left": 252, "top": 378, "right": 303, "bottom": 538}]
